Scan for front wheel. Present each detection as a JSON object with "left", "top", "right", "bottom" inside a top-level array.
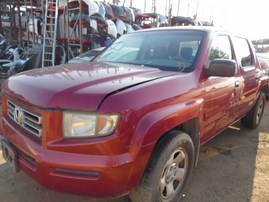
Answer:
[{"left": 129, "top": 131, "right": 195, "bottom": 202}]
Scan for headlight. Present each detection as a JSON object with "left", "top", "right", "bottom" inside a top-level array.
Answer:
[{"left": 63, "top": 111, "right": 120, "bottom": 138}]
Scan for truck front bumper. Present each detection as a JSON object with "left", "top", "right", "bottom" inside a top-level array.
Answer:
[{"left": 0, "top": 118, "right": 138, "bottom": 197}]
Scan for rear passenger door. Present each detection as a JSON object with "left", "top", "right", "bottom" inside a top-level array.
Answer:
[{"left": 232, "top": 37, "right": 259, "bottom": 117}]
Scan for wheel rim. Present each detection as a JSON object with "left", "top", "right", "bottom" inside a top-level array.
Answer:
[
  {"left": 256, "top": 99, "right": 264, "bottom": 125},
  {"left": 159, "top": 148, "right": 188, "bottom": 201}
]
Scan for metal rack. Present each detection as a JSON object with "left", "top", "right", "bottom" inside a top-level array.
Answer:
[
  {"left": 65, "top": 0, "right": 88, "bottom": 60},
  {"left": 152, "top": 0, "right": 156, "bottom": 13},
  {"left": 23, "top": 0, "right": 40, "bottom": 48},
  {"left": 0, "top": 0, "right": 20, "bottom": 44},
  {"left": 1, "top": 0, "right": 128, "bottom": 67}
]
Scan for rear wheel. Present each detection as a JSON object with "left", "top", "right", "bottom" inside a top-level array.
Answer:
[
  {"left": 241, "top": 92, "right": 266, "bottom": 129},
  {"left": 129, "top": 131, "right": 195, "bottom": 202}
]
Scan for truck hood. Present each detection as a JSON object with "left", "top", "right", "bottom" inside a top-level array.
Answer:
[{"left": 3, "top": 62, "right": 177, "bottom": 110}]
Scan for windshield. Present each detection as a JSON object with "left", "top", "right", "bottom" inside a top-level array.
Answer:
[{"left": 95, "top": 30, "right": 204, "bottom": 72}]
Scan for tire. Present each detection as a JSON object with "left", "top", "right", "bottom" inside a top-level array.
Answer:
[
  {"left": 129, "top": 131, "right": 195, "bottom": 202},
  {"left": 241, "top": 92, "right": 266, "bottom": 129}
]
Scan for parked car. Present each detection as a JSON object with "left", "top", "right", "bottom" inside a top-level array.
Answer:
[
  {"left": 171, "top": 16, "right": 198, "bottom": 26},
  {"left": 1, "top": 27, "right": 268, "bottom": 202},
  {"left": 135, "top": 13, "right": 167, "bottom": 29}
]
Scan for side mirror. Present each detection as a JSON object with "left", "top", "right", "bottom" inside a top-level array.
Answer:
[{"left": 207, "top": 59, "right": 237, "bottom": 77}]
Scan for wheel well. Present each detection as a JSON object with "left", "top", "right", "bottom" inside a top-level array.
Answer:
[
  {"left": 154, "top": 118, "right": 200, "bottom": 166},
  {"left": 134, "top": 118, "right": 200, "bottom": 189},
  {"left": 177, "top": 118, "right": 200, "bottom": 166}
]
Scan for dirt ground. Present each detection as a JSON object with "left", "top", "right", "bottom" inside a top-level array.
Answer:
[{"left": 0, "top": 101, "right": 269, "bottom": 202}]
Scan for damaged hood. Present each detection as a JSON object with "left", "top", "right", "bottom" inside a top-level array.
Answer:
[{"left": 3, "top": 62, "right": 176, "bottom": 110}]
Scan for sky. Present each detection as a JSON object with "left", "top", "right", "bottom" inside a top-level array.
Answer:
[{"left": 121, "top": 0, "right": 268, "bottom": 40}]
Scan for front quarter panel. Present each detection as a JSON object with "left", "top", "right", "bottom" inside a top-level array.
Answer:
[
  {"left": 123, "top": 98, "right": 203, "bottom": 187},
  {"left": 131, "top": 99, "right": 203, "bottom": 148}
]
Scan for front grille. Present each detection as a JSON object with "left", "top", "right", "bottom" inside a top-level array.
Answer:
[{"left": 7, "top": 101, "right": 42, "bottom": 138}]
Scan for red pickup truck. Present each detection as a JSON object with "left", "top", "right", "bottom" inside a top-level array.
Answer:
[{"left": 1, "top": 27, "right": 268, "bottom": 202}]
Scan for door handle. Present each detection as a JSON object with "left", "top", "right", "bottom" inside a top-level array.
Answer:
[{"left": 235, "top": 81, "right": 240, "bottom": 87}]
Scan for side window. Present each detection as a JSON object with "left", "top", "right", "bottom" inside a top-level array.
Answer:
[
  {"left": 209, "top": 35, "right": 232, "bottom": 62},
  {"left": 233, "top": 37, "right": 252, "bottom": 67}
]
